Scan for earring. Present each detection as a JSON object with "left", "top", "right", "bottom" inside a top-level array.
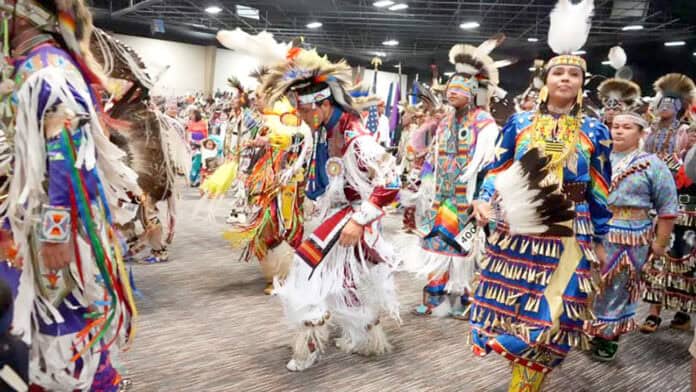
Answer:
[
  {"left": 538, "top": 86, "right": 548, "bottom": 104},
  {"left": 312, "top": 113, "right": 320, "bottom": 128},
  {"left": 576, "top": 89, "right": 583, "bottom": 106}
]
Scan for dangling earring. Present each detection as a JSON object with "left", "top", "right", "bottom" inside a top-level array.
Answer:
[
  {"left": 576, "top": 89, "right": 583, "bottom": 106},
  {"left": 312, "top": 112, "right": 320, "bottom": 128},
  {"left": 538, "top": 86, "right": 548, "bottom": 104}
]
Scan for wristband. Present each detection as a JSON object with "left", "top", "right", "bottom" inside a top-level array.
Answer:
[{"left": 39, "top": 205, "right": 71, "bottom": 243}]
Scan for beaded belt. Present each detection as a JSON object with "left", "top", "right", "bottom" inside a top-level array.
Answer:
[
  {"left": 609, "top": 206, "right": 649, "bottom": 220},
  {"left": 562, "top": 182, "right": 587, "bottom": 203}
]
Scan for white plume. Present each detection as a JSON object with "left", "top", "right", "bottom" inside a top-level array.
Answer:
[
  {"left": 217, "top": 28, "right": 291, "bottom": 67},
  {"left": 547, "top": 0, "right": 595, "bottom": 55},
  {"left": 608, "top": 45, "right": 627, "bottom": 70}
]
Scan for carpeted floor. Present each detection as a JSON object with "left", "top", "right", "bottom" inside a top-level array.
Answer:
[{"left": 120, "top": 188, "right": 692, "bottom": 391}]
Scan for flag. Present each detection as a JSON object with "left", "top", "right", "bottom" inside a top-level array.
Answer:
[
  {"left": 411, "top": 80, "right": 420, "bottom": 106},
  {"left": 365, "top": 105, "right": 379, "bottom": 135},
  {"left": 372, "top": 69, "right": 378, "bottom": 94},
  {"left": 389, "top": 80, "right": 401, "bottom": 146},
  {"left": 385, "top": 82, "right": 394, "bottom": 116}
]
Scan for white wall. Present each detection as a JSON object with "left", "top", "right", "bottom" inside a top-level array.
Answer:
[
  {"left": 212, "top": 48, "right": 261, "bottom": 93},
  {"left": 113, "top": 34, "right": 208, "bottom": 96}
]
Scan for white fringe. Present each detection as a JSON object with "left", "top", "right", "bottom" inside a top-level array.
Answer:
[
  {"left": 409, "top": 249, "right": 475, "bottom": 295},
  {"left": 9, "top": 67, "right": 138, "bottom": 345}
]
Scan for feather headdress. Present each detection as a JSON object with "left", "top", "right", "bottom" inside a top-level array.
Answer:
[
  {"left": 597, "top": 46, "right": 641, "bottom": 110},
  {"left": 257, "top": 48, "right": 356, "bottom": 113},
  {"left": 448, "top": 33, "right": 506, "bottom": 86},
  {"left": 447, "top": 34, "right": 510, "bottom": 105},
  {"left": 546, "top": 0, "right": 595, "bottom": 72},
  {"left": 652, "top": 73, "right": 696, "bottom": 115},
  {"left": 597, "top": 79, "right": 641, "bottom": 110}
]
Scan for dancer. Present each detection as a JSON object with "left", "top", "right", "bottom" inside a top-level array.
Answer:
[
  {"left": 413, "top": 36, "right": 505, "bottom": 318},
  {"left": 514, "top": 60, "right": 544, "bottom": 113},
  {"left": 91, "top": 28, "right": 191, "bottom": 264},
  {"left": 641, "top": 73, "right": 696, "bottom": 332},
  {"left": 587, "top": 111, "right": 677, "bottom": 361},
  {"left": 254, "top": 45, "right": 401, "bottom": 372},
  {"left": 1, "top": 1, "right": 139, "bottom": 390},
  {"left": 223, "top": 98, "right": 313, "bottom": 295},
  {"left": 470, "top": 1, "right": 612, "bottom": 390}
]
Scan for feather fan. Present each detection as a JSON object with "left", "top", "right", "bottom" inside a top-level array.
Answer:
[{"left": 494, "top": 148, "right": 575, "bottom": 236}]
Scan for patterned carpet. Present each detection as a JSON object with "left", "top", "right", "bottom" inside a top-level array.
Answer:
[{"left": 120, "top": 188, "right": 692, "bottom": 391}]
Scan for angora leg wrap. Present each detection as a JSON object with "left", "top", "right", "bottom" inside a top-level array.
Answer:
[
  {"left": 261, "top": 243, "right": 293, "bottom": 282},
  {"left": 290, "top": 323, "right": 329, "bottom": 363},
  {"left": 355, "top": 321, "right": 392, "bottom": 357}
]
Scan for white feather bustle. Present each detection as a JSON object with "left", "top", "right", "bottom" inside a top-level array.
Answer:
[
  {"left": 548, "top": 0, "right": 595, "bottom": 55},
  {"left": 216, "top": 29, "right": 291, "bottom": 68}
]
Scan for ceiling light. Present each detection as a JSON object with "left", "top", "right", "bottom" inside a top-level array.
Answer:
[
  {"left": 601, "top": 60, "right": 612, "bottom": 65},
  {"left": 622, "top": 25, "right": 644, "bottom": 31},
  {"left": 389, "top": 3, "right": 408, "bottom": 11},
  {"left": 373, "top": 0, "right": 394, "bottom": 7},
  {"left": 235, "top": 5, "right": 259, "bottom": 20},
  {"left": 664, "top": 41, "right": 686, "bottom": 47},
  {"left": 527, "top": 37, "right": 539, "bottom": 42},
  {"left": 306, "top": 22, "right": 322, "bottom": 29},
  {"left": 383, "top": 40, "right": 399, "bottom": 46},
  {"left": 373, "top": 51, "right": 387, "bottom": 57},
  {"left": 205, "top": 5, "right": 222, "bottom": 14},
  {"left": 460, "top": 21, "right": 480, "bottom": 30},
  {"left": 693, "top": 52, "right": 696, "bottom": 56},
  {"left": 571, "top": 50, "right": 586, "bottom": 55}
]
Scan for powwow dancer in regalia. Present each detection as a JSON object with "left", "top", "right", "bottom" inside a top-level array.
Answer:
[
  {"left": 90, "top": 28, "right": 191, "bottom": 265},
  {"left": 586, "top": 109, "right": 677, "bottom": 361},
  {"left": 470, "top": 1, "right": 612, "bottom": 390},
  {"left": 412, "top": 36, "right": 505, "bottom": 318},
  {"left": 222, "top": 98, "right": 313, "bottom": 295},
  {"left": 0, "top": 1, "right": 139, "bottom": 390},
  {"left": 253, "top": 44, "right": 401, "bottom": 372},
  {"left": 641, "top": 73, "right": 696, "bottom": 333}
]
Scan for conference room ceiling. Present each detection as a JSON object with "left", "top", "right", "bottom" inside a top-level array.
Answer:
[{"left": 92, "top": 0, "right": 696, "bottom": 84}]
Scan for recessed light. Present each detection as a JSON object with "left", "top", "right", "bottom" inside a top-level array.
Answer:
[
  {"left": 571, "top": 50, "right": 586, "bottom": 55},
  {"left": 205, "top": 5, "right": 222, "bottom": 14},
  {"left": 373, "top": 0, "right": 394, "bottom": 7},
  {"left": 306, "top": 22, "right": 322, "bottom": 29},
  {"left": 389, "top": 3, "right": 408, "bottom": 10},
  {"left": 622, "top": 25, "right": 644, "bottom": 31},
  {"left": 460, "top": 21, "right": 480, "bottom": 30},
  {"left": 527, "top": 37, "right": 539, "bottom": 42},
  {"left": 665, "top": 41, "right": 686, "bottom": 47},
  {"left": 383, "top": 40, "right": 399, "bottom": 46}
]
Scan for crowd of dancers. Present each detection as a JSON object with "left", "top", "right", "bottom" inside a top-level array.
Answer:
[{"left": 1, "top": 0, "right": 696, "bottom": 391}]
